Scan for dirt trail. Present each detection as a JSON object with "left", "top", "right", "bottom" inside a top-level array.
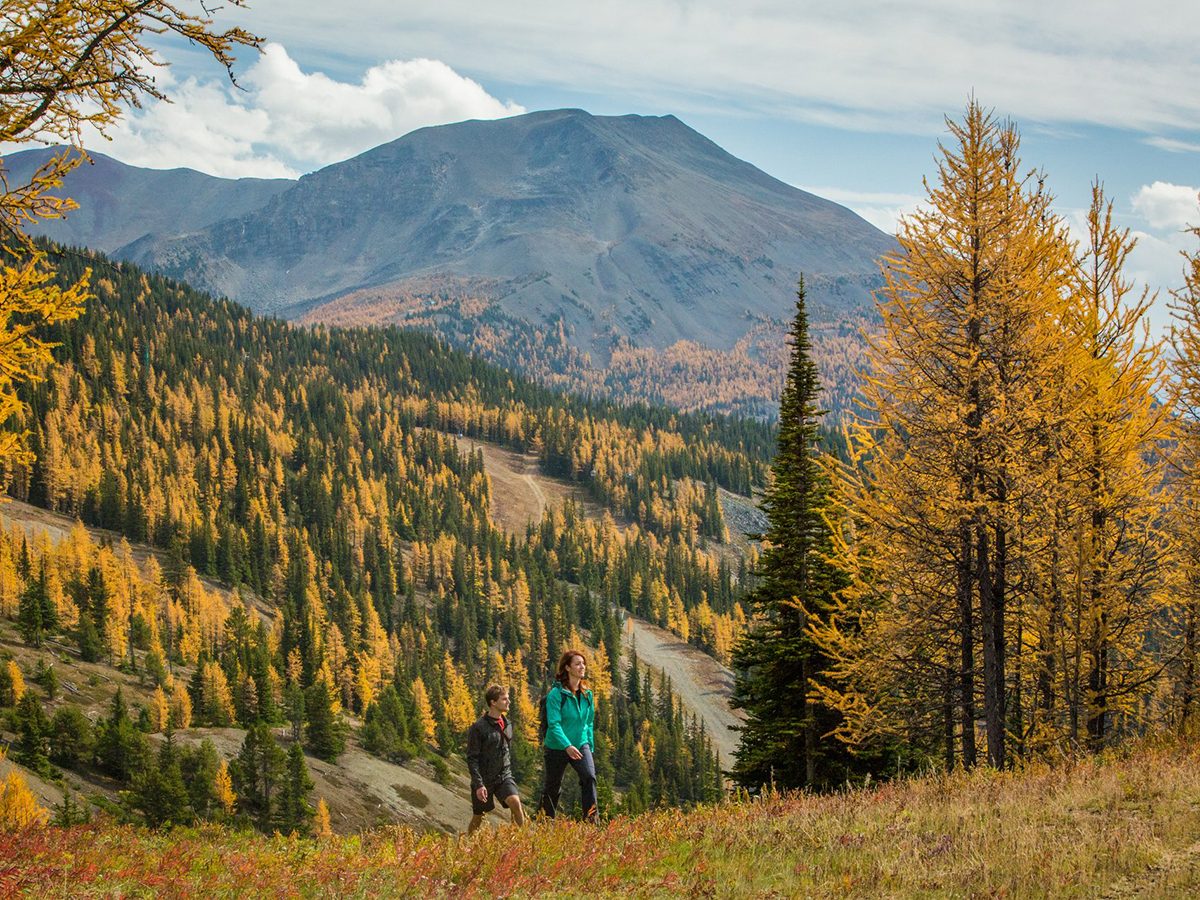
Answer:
[
  {"left": 523, "top": 470, "right": 547, "bottom": 521},
  {"left": 621, "top": 615, "right": 744, "bottom": 773},
  {"left": 454, "top": 436, "right": 595, "bottom": 533}
]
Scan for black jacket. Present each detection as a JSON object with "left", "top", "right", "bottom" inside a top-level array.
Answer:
[{"left": 466, "top": 713, "right": 513, "bottom": 790}]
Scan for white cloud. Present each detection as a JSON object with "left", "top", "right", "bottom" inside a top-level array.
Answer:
[
  {"left": 232, "top": 1, "right": 1200, "bottom": 138},
  {"left": 1128, "top": 228, "right": 1195, "bottom": 332},
  {"left": 1145, "top": 137, "right": 1200, "bottom": 154},
  {"left": 1132, "top": 182, "right": 1200, "bottom": 231},
  {"left": 799, "top": 186, "right": 922, "bottom": 235},
  {"left": 90, "top": 79, "right": 292, "bottom": 179},
  {"left": 243, "top": 44, "right": 524, "bottom": 166},
  {"left": 89, "top": 44, "right": 524, "bottom": 178}
]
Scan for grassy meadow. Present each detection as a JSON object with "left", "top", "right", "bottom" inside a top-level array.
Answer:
[{"left": 2, "top": 736, "right": 1199, "bottom": 897}]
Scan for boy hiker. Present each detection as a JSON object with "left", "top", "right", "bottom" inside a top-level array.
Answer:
[{"left": 466, "top": 684, "right": 526, "bottom": 834}]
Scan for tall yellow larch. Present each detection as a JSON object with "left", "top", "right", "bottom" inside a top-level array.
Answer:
[
  {"left": 168, "top": 676, "right": 193, "bottom": 730},
  {"left": 411, "top": 677, "right": 436, "bottom": 744},
  {"left": 150, "top": 685, "right": 170, "bottom": 733},
  {"left": 315, "top": 661, "right": 342, "bottom": 716},
  {"left": 1039, "top": 183, "right": 1169, "bottom": 751},
  {"left": 5, "top": 661, "right": 25, "bottom": 704},
  {"left": 667, "top": 591, "right": 689, "bottom": 643},
  {"left": 355, "top": 652, "right": 381, "bottom": 713},
  {"left": 214, "top": 759, "right": 236, "bottom": 817},
  {"left": 1167, "top": 217, "right": 1200, "bottom": 730},
  {"left": 485, "top": 649, "right": 509, "bottom": 691},
  {"left": 443, "top": 653, "right": 476, "bottom": 733},
  {"left": 589, "top": 641, "right": 614, "bottom": 699},
  {"left": 509, "top": 678, "right": 539, "bottom": 744},
  {"left": 0, "top": 752, "right": 48, "bottom": 831},
  {"left": 314, "top": 798, "right": 333, "bottom": 839},
  {"left": 510, "top": 571, "right": 532, "bottom": 641},
  {"left": 0, "top": 542, "right": 19, "bottom": 617},
  {"left": 817, "top": 101, "right": 1075, "bottom": 769},
  {"left": 200, "top": 660, "right": 237, "bottom": 727}
]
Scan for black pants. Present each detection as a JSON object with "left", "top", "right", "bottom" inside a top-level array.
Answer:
[{"left": 539, "top": 745, "right": 597, "bottom": 819}]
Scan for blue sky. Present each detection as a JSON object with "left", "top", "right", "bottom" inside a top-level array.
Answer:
[{"left": 83, "top": 1, "right": 1200, "bottom": 315}]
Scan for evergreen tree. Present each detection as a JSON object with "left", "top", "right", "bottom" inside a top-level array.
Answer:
[
  {"left": 94, "top": 688, "right": 150, "bottom": 781},
  {"left": 731, "top": 279, "right": 847, "bottom": 791},
  {"left": 76, "top": 610, "right": 103, "bottom": 663},
  {"left": 361, "top": 686, "right": 414, "bottom": 762},
  {"left": 52, "top": 788, "right": 91, "bottom": 826},
  {"left": 304, "top": 680, "right": 347, "bottom": 763},
  {"left": 179, "top": 739, "right": 222, "bottom": 820},
  {"left": 284, "top": 680, "right": 305, "bottom": 743},
  {"left": 132, "top": 732, "right": 193, "bottom": 827},
  {"left": 13, "top": 693, "right": 52, "bottom": 776},
  {"left": 49, "top": 705, "right": 93, "bottom": 768},
  {"left": 17, "top": 560, "right": 54, "bottom": 647},
  {"left": 33, "top": 659, "right": 57, "bottom": 700},
  {"left": 278, "top": 743, "right": 315, "bottom": 836},
  {"left": 231, "top": 723, "right": 285, "bottom": 833}
]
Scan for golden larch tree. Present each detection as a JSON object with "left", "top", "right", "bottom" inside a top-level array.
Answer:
[
  {"left": 817, "top": 100, "right": 1074, "bottom": 769},
  {"left": 0, "top": 1, "right": 259, "bottom": 463},
  {"left": 1166, "top": 213, "right": 1200, "bottom": 731}
]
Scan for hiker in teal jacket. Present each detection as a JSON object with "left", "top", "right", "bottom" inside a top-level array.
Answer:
[{"left": 539, "top": 649, "right": 599, "bottom": 822}]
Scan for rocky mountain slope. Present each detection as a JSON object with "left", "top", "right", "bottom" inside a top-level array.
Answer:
[
  {"left": 4, "top": 148, "right": 291, "bottom": 253},
  {"left": 11, "top": 110, "right": 891, "bottom": 366}
]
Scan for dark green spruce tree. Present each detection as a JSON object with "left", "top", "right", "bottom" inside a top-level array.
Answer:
[
  {"left": 731, "top": 278, "right": 848, "bottom": 791},
  {"left": 277, "top": 743, "right": 315, "bottom": 836}
]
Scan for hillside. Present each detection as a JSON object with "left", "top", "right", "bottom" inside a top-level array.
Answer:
[
  {"left": 4, "top": 737, "right": 1199, "bottom": 896},
  {"left": 0, "top": 419, "right": 751, "bottom": 823},
  {"left": 0, "top": 499, "right": 506, "bottom": 835},
  {"left": 0, "top": 243, "right": 766, "bottom": 838}
]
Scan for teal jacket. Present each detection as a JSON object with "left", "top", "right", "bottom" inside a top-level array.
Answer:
[{"left": 544, "top": 681, "right": 595, "bottom": 751}]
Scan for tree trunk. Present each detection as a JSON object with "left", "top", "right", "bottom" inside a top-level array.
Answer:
[
  {"left": 958, "top": 521, "right": 977, "bottom": 767},
  {"left": 978, "top": 520, "right": 1006, "bottom": 769}
]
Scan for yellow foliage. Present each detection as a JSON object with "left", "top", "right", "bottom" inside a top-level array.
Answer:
[
  {"left": 151, "top": 685, "right": 170, "bottom": 733},
  {"left": 200, "top": 660, "right": 237, "bottom": 726},
  {"left": 443, "top": 653, "right": 476, "bottom": 734},
  {"left": 820, "top": 104, "right": 1170, "bottom": 764},
  {"left": 0, "top": 1, "right": 256, "bottom": 462},
  {"left": 0, "top": 751, "right": 48, "bottom": 831},
  {"left": 5, "top": 660, "right": 25, "bottom": 704},
  {"left": 315, "top": 798, "right": 333, "bottom": 839},
  {"left": 0, "top": 542, "right": 18, "bottom": 616},
  {"left": 355, "top": 653, "right": 380, "bottom": 713},
  {"left": 411, "top": 677, "right": 436, "bottom": 744},
  {"left": 315, "top": 662, "right": 341, "bottom": 716},
  {"left": 0, "top": 252, "right": 88, "bottom": 463},
  {"left": 589, "top": 641, "right": 613, "bottom": 699},
  {"left": 214, "top": 759, "right": 236, "bottom": 816},
  {"left": 169, "top": 677, "right": 193, "bottom": 730}
]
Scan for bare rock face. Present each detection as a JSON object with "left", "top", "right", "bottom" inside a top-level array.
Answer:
[
  {"left": 5, "top": 148, "right": 292, "bottom": 252},
  {"left": 10, "top": 109, "right": 894, "bottom": 363}
]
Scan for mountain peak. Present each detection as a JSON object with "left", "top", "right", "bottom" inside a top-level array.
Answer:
[{"left": 16, "top": 109, "right": 894, "bottom": 363}]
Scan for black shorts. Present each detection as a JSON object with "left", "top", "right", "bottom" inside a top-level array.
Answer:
[{"left": 471, "top": 777, "right": 520, "bottom": 815}]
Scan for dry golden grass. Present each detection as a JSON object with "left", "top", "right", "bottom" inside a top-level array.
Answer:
[{"left": 2, "top": 735, "right": 1199, "bottom": 897}]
